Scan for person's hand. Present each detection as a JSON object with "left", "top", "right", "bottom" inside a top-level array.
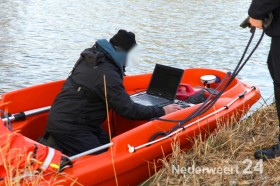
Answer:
[
  {"left": 249, "top": 17, "right": 263, "bottom": 29},
  {"left": 163, "top": 104, "right": 182, "bottom": 115}
]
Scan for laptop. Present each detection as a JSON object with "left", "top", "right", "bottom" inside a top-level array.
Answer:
[{"left": 131, "top": 64, "right": 184, "bottom": 107}]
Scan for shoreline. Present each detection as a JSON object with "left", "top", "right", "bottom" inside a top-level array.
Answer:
[{"left": 143, "top": 104, "right": 279, "bottom": 185}]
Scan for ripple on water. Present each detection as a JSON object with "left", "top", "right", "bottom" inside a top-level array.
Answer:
[{"left": 0, "top": 0, "right": 273, "bottom": 107}]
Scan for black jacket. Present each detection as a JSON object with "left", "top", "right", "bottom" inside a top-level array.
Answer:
[
  {"left": 249, "top": 0, "right": 280, "bottom": 37},
  {"left": 46, "top": 40, "right": 165, "bottom": 134}
]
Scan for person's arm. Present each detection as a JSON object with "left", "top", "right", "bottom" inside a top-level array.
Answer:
[
  {"left": 249, "top": 0, "right": 280, "bottom": 20},
  {"left": 96, "top": 71, "right": 179, "bottom": 120}
]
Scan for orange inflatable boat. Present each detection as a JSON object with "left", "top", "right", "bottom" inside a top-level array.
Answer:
[{"left": 0, "top": 68, "right": 260, "bottom": 185}]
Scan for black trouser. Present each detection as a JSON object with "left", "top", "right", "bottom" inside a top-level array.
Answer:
[
  {"left": 267, "top": 37, "right": 280, "bottom": 129},
  {"left": 49, "top": 130, "right": 110, "bottom": 157}
]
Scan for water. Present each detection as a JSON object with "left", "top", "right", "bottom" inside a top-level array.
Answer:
[{"left": 0, "top": 0, "right": 273, "bottom": 106}]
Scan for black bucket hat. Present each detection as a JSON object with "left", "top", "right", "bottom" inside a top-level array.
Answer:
[{"left": 110, "top": 29, "right": 137, "bottom": 52}]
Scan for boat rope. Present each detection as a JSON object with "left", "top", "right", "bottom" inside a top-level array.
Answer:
[
  {"left": 128, "top": 86, "right": 256, "bottom": 153},
  {"left": 148, "top": 28, "right": 264, "bottom": 142}
]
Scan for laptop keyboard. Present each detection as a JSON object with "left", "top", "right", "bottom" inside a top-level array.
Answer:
[{"left": 131, "top": 94, "right": 170, "bottom": 106}]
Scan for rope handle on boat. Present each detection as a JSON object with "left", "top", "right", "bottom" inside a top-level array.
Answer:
[{"left": 128, "top": 87, "right": 256, "bottom": 153}]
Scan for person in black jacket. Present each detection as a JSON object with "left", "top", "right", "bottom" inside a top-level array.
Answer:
[
  {"left": 44, "top": 30, "right": 181, "bottom": 156},
  {"left": 248, "top": 0, "right": 280, "bottom": 159}
]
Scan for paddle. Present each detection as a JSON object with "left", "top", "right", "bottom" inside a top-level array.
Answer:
[{"left": 1, "top": 106, "right": 51, "bottom": 123}]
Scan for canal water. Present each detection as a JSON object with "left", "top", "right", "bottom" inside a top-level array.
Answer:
[{"left": 0, "top": 0, "right": 273, "bottom": 107}]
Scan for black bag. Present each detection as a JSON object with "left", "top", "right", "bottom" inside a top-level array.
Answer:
[{"left": 187, "top": 90, "right": 207, "bottom": 104}]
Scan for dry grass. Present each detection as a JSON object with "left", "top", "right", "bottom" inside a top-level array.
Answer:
[
  {"left": 1, "top": 159, "right": 80, "bottom": 186},
  {"left": 0, "top": 138, "right": 80, "bottom": 186},
  {"left": 148, "top": 104, "right": 280, "bottom": 185}
]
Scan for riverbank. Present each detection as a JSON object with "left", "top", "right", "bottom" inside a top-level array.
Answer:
[{"left": 144, "top": 104, "right": 279, "bottom": 185}]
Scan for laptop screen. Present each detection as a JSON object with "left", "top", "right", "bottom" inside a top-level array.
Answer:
[{"left": 147, "top": 64, "right": 184, "bottom": 100}]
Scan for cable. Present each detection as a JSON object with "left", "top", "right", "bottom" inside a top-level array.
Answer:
[
  {"left": 149, "top": 29, "right": 264, "bottom": 142},
  {"left": 173, "top": 30, "right": 264, "bottom": 131}
]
